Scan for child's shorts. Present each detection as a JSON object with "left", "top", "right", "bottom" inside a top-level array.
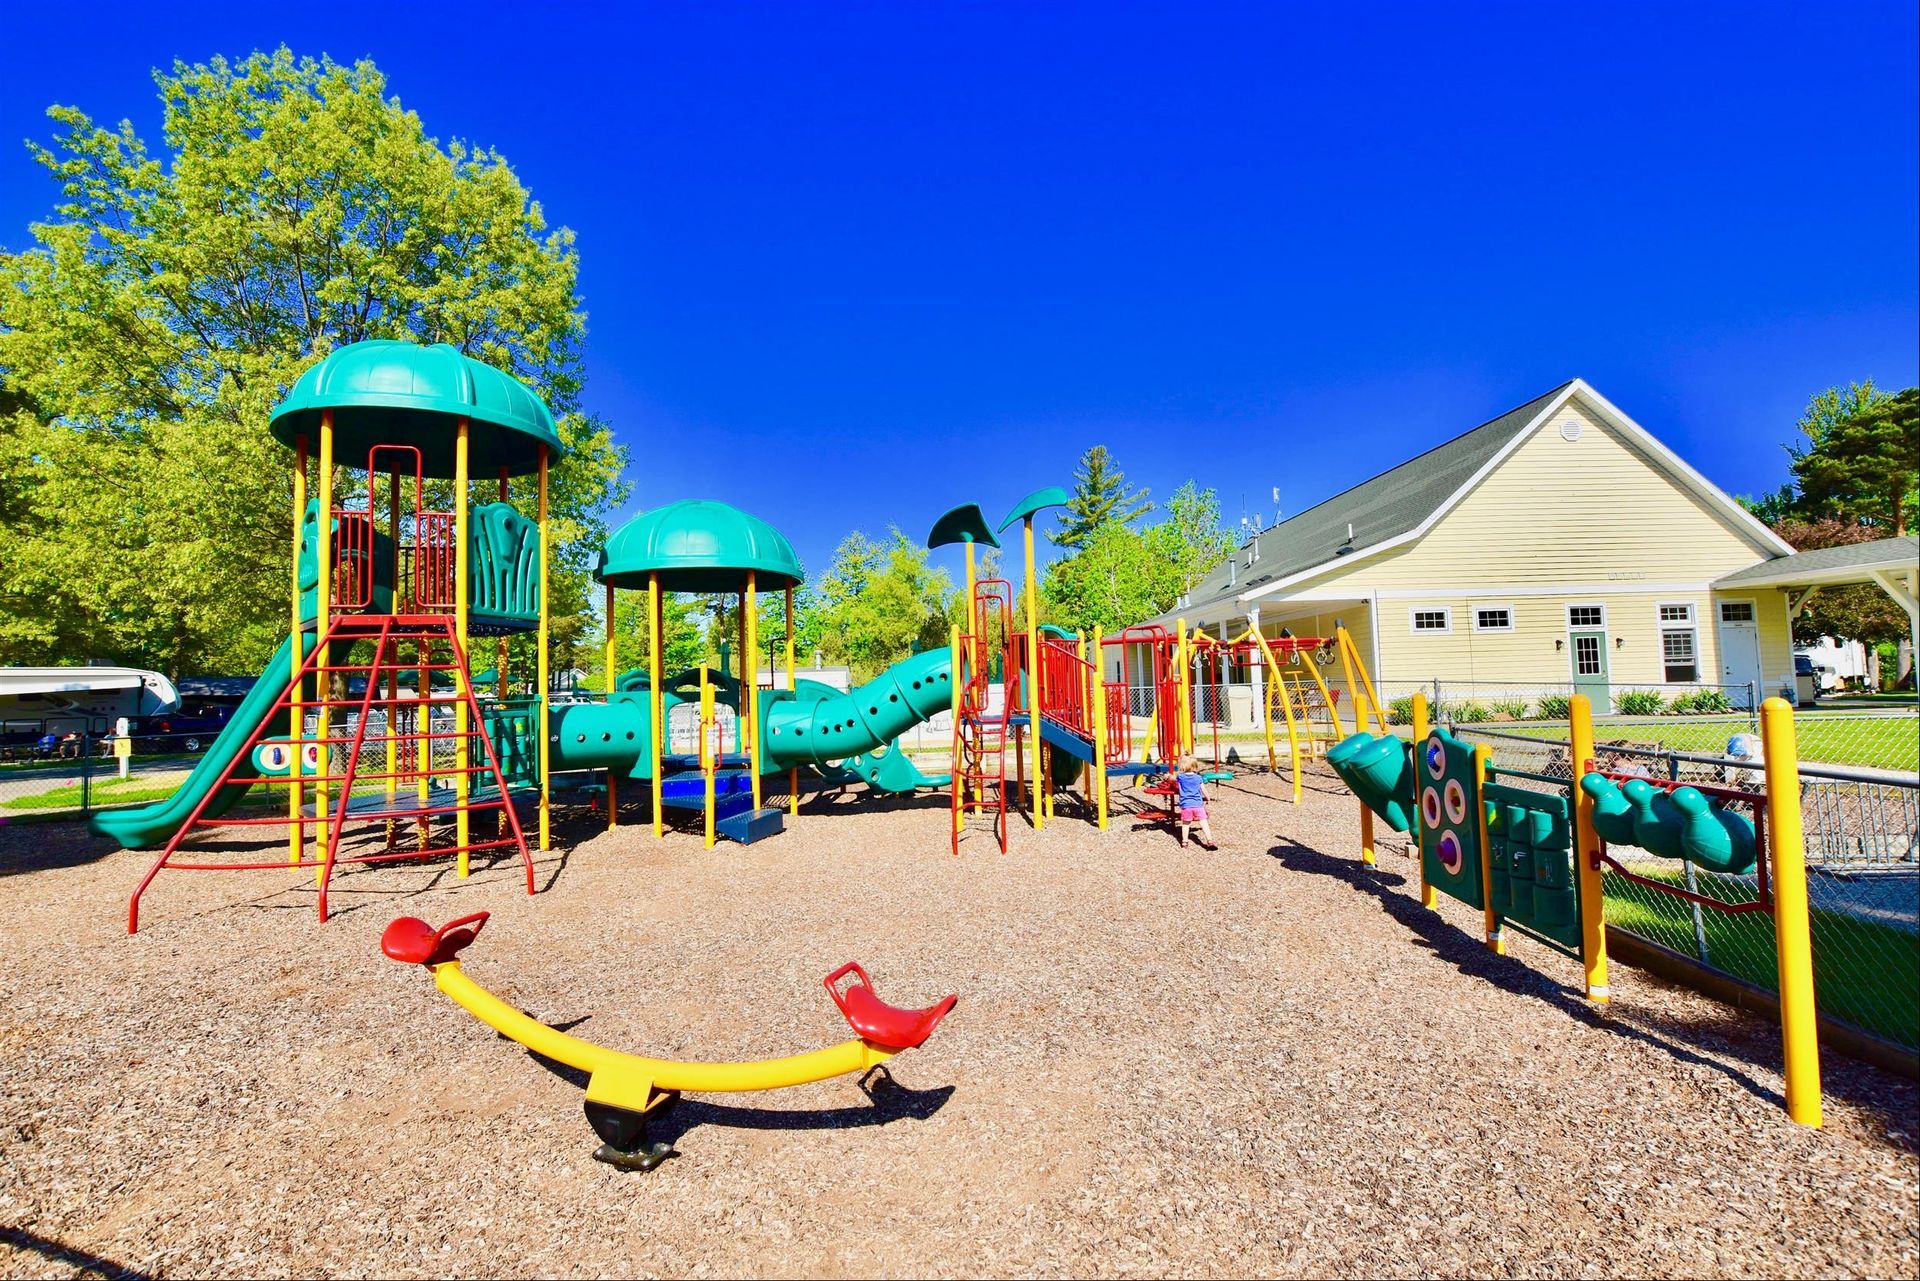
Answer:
[{"left": 1179, "top": 806, "right": 1207, "bottom": 823}]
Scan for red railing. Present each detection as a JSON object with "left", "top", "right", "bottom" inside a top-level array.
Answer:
[
  {"left": 330, "top": 509, "right": 377, "bottom": 609},
  {"left": 1103, "top": 682, "right": 1130, "bottom": 760},
  {"left": 1039, "top": 639, "right": 1091, "bottom": 737},
  {"left": 413, "top": 512, "right": 456, "bottom": 608}
]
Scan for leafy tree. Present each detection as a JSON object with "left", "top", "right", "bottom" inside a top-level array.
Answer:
[
  {"left": 812, "top": 529, "right": 955, "bottom": 681},
  {"left": 0, "top": 49, "right": 628, "bottom": 677},
  {"left": 1142, "top": 482, "right": 1234, "bottom": 597},
  {"left": 1043, "top": 481, "right": 1232, "bottom": 635},
  {"left": 1792, "top": 380, "right": 1888, "bottom": 453},
  {"left": 1792, "top": 388, "right": 1918, "bottom": 535},
  {"left": 1735, "top": 484, "right": 1798, "bottom": 527},
  {"left": 591, "top": 590, "right": 708, "bottom": 688},
  {"left": 1054, "top": 445, "right": 1152, "bottom": 549}
]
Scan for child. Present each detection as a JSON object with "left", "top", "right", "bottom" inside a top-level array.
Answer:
[{"left": 1173, "top": 755, "right": 1216, "bottom": 850}]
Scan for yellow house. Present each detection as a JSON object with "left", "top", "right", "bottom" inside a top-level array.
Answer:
[{"left": 1141, "top": 379, "right": 1801, "bottom": 714}]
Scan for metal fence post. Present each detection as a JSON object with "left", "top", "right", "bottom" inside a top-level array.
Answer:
[{"left": 1671, "top": 750, "right": 1711, "bottom": 964}]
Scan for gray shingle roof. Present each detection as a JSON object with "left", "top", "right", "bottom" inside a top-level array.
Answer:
[
  {"left": 1713, "top": 536, "right": 1919, "bottom": 587},
  {"left": 1146, "top": 382, "right": 1574, "bottom": 625}
]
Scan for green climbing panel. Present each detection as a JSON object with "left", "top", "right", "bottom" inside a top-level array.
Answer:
[
  {"left": 1415, "top": 727, "right": 1483, "bottom": 910},
  {"left": 1485, "top": 779, "right": 1581, "bottom": 951}
]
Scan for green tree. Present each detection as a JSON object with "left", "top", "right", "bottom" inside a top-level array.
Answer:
[
  {"left": 0, "top": 49, "right": 628, "bottom": 677},
  {"left": 1792, "top": 388, "right": 1919, "bottom": 535},
  {"left": 813, "top": 529, "right": 955, "bottom": 681},
  {"left": 1142, "top": 481, "right": 1234, "bottom": 598},
  {"left": 1043, "top": 480, "right": 1231, "bottom": 636},
  {"left": 1054, "top": 445, "right": 1152, "bottom": 549}
]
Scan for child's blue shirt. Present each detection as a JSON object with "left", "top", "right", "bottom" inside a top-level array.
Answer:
[{"left": 1175, "top": 771, "right": 1205, "bottom": 808}]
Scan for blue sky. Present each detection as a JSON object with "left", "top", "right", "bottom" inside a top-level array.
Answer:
[{"left": 2, "top": 2, "right": 1914, "bottom": 580}]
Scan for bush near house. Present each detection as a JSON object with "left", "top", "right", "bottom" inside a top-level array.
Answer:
[
  {"left": 1616, "top": 689, "right": 1667, "bottom": 716},
  {"left": 1669, "top": 689, "right": 1735, "bottom": 714},
  {"left": 1536, "top": 694, "right": 1573, "bottom": 721}
]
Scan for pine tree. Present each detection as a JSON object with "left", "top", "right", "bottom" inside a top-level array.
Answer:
[{"left": 1054, "top": 446, "right": 1153, "bottom": 550}]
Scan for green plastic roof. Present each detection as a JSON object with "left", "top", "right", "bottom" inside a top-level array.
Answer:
[
  {"left": 997, "top": 486, "right": 1070, "bottom": 534},
  {"left": 269, "top": 340, "right": 565, "bottom": 478},
  {"left": 598, "top": 500, "right": 804, "bottom": 592},
  {"left": 926, "top": 503, "right": 1000, "bottom": 550}
]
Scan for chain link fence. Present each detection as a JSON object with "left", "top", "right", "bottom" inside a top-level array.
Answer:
[{"left": 1457, "top": 723, "right": 1919, "bottom": 1054}]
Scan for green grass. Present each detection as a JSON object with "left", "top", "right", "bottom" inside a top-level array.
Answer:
[
  {"left": 1493, "top": 714, "right": 1917, "bottom": 773},
  {"left": 0, "top": 774, "right": 238, "bottom": 812},
  {"left": 1603, "top": 869, "right": 1919, "bottom": 1049}
]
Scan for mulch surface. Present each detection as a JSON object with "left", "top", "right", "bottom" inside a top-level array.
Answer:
[{"left": 2, "top": 767, "right": 1916, "bottom": 1278}]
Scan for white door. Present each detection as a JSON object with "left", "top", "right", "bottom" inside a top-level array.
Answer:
[{"left": 1716, "top": 600, "right": 1762, "bottom": 708}]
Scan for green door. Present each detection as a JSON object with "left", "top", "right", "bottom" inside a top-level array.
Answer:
[{"left": 1569, "top": 627, "right": 1610, "bottom": 713}]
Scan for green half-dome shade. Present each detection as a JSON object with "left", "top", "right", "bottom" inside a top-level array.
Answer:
[
  {"left": 926, "top": 503, "right": 999, "bottom": 550},
  {"left": 598, "top": 500, "right": 804, "bottom": 592},
  {"left": 269, "top": 339, "right": 565, "bottom": 478},
  {"left": 997, "top": 486, "right": 1070, "bottom": 534}
]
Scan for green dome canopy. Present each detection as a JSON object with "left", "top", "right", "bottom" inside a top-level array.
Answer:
[
  {"left": 269, "top": 339, "right": 565, "bottom": 478},
  {"left": 598, "top": 500, "right": 804, "bottom": 592}
]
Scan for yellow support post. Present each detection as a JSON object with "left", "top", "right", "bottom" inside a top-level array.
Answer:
[
  {"left": 314, "top": 412, "right": 333, "bottom": 868},
  {"left": 288, "top": 433, "right": 307, "bottom": 865},
  {"left": 746, "top": 571, "right": 762, "bottom": 813},
  {"left": 1167, "top": 622, "right": 1182, "bottom": 760},
  {"left": 1412, "top": 691, "right": 1437, "bottom": 908},
  {"left": 1335, "top": 623, "right": 1365, "bottom": 737},
  {"left": 415, "top": 643, "right": 429, "bottom": 850},
  {"left": 1762, "top": 697, "right": 1823, "bottom": 1127},
  {"left": 649, "top": 572, "right": 664, "bottom": 838},
  {"left": 1338, "top": 625, "right": 1388, "bottom": 734},
  {"left": 700, "top": 662, "right": 716, "bottom": 849},
  {"left": 786, "top": 585, "right": 798, "bottom": 816},
  {"left": 1474, "top": 743, "right": 1505, "bottom": 954},
  {"left": 385, "top": 469, "right": 401, "bottom": 848},
  {"left": 536, "top": 445, "right": 551, "bottom": 851},
  {"left": 453, "top": 418, "right": 471, "bottom": 876},
  {"left": 1245, "top": 629, "right": 1302, "bottom": 804},
  {"left": 1361, "top": 805, "right": 1376, "bottom": 866},
  {"left": 1090, "top": 627, "right": 1109, "bottom": 832},
  {"left": 950, "top": 623, "right": 963, "bottom": 838},
  {"left": 1023, "top": 516, "right": 1042, "bottom": 829},
  {"left": 1567, "top": 694, "right": 1609, "bottom": 997},
  {"left": 604, "top": 581, "right": 618, "bottom": 829}
]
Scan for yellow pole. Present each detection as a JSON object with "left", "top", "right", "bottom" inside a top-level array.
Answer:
[
  {"left": 950, "top": 623, "right": 963, "bottom": 837},
  {"left": 453, "top": 418, "right": 471, "bottom": 876},
  {"left": 1762, "top": 697, "right": 1823, "bottom": 1127},
  {"left": 1279, "top": 671, "right": 1304, "bottom": 803},
  {"left": 786, "top": 585, "right": 798, "bottom": 817},
  {"left": 746, "top": 571, "right": 762, "bottom": 813},
  {"left": 701, "top": 662, "right": 715, "bottom": 849},
  {"left": 604, "top": 581, "right": 618, "bottom": 828},
  {"left": 1412, "top": 691, "right": 1437, "bottom": 908},
  {"left": 415, "top": 641, "right": 429, "bottom": 850},
  {"left": 1339, "top": 625, "right": 1388, "bottom": 734},
  {"left": 385, "top": 469, "right": 400, "bottom": 846},
  {"left": 1336, "top": 623, "right": 1365, "bottom": 737},
  {"left": 963, "top": 539, "right": 978, "bottom": 685},
  {"left": 1167, "top": 618, "right": 1182, "bottom": 756},
  {"left": 649, "top": 572, "right": 664, "bottom": 838},
  {"left": 1244, "top": 629, "right": 1301, "bottom": 804},
  {"left": 536, "top": 445, "right": 551, "bottom": 851},
  {"left": 1568, "top": 694, "right": 1608, "bottom": 997},
  {"left": 314, "top": 412, "right": 333, "bottom": 865},
  {"left": 1024, "top": 517, "right": 1042, "bottom": 829},
  {"left": 289, "top": 434, "right": 307, "bottom": 865},
  {"left": 1352, "top": 626, "right": 1378, "bottom": 858},
  {"left": 1474, "top": 743, "right": 1504, "bottom": 954},
  {"left": 497, "top": 467, "right": 510, "bottom": 701},
  {"left": 1090, "top": 627, "right": 1108, "bottom": 831},
  {"left": 1361, "top": 804, "right": 1376, "bottom": 867}
]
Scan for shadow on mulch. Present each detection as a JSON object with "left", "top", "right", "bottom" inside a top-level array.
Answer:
[
  {"left": 1269, "top": 838, "right": 1920, "bottom": 1140},
  {"left": 0, "top": 1226, "right": 149, "bottom": 1281},
  {"left": 514, "top": 1031, "right": 954, "bottom": 1155},
  {"left": 0, "top": 819, "right": 121, "bottom": 877}
]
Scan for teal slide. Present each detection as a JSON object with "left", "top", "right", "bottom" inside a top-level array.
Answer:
[{"left": 91, "top": 632, "right": 317, "bottom": 850}]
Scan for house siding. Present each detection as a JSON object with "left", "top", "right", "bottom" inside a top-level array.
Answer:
[{"left": 1270, "top": 397, "right": 1791, "bottom": 694}]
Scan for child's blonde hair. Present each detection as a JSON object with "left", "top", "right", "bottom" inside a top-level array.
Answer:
[{"left": 1177, "top": 755, "right": 1201, "bottom": 774}]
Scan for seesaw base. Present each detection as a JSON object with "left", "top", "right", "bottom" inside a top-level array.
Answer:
[{"left": 587, "top": 1089, "right": 681, "bottom": 1172}]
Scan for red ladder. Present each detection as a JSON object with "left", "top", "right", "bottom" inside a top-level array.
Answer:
[
  {"left": 128, "top": 614, "right": 534, "bottom": 931},
  {"left": 951, "top": 579, "right": 1014, "bottom": 855}
]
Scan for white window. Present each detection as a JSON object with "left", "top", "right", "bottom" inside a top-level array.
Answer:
[
  {"left": 1720, "top": 601, "right": 1755, "bottom": 624},
  {"left": 1473, "top": 605, "right": 1514, "bottom": 632},
  {"left": 1410, "top": 608, "right": 1452, "bottom": 634},
  {"left": 1657, "top": 602, "right": 1698, "bottom": 682},
  {"left": 1567, "top": 604, "right": 1606, "bottom": 628}
]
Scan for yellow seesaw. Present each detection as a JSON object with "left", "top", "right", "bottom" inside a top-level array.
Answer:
[{"left": 382, "top": 913, "right": 959, "bottom": 1170}]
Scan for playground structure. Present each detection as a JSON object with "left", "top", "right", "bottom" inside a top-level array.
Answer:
[
  {"left": 1327, "top": 690, "right": 1824, "bottom": 1127},
  {"left": 112, "top": 340, "right": 560, "bottom": 931},
  {"left": 923, "top": 500, "right": 1385, "bottom": 851},
  {"left": 382, "top": 911, "right": 956, "bottom": 1170}
]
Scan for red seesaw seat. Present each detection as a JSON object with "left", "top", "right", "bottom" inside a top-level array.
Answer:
[
  {"left": 825, "top": 962, "right": 958, "bottom": 1052},
  {"left": 382, "top": 912, "right": 489, "bottom": 966}
]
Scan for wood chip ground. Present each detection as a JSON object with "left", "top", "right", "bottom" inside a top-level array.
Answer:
[{"left": 3, "top": 767, "right": 1915, "bottom": 1278}]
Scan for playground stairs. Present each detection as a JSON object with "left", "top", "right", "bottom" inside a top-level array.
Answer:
[
  {"left": 716, "top": 806, "right": 785, "bottom": 845},
  {"left": 951, "top": 579, "right": 1014, "bottom": 854},
  {"left": 128, "top": 614, "right": 535, "bottom": 931}
]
